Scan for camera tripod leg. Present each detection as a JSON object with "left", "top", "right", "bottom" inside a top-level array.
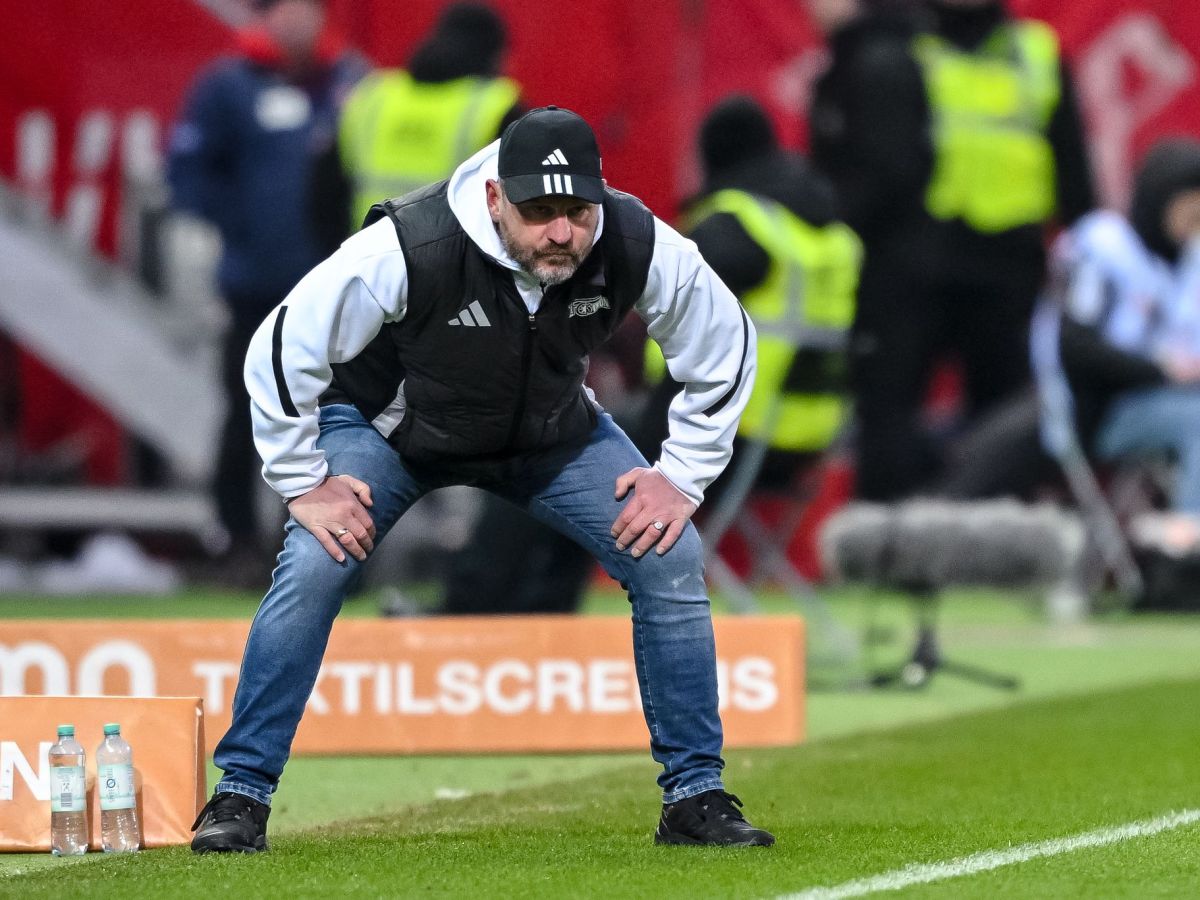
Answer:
[{"left": 871, "top": 622, "right": 1021, "bottom": 691}]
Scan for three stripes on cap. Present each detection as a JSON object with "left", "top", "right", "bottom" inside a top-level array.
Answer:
[{"left": 543, "top": 173, "right": 574, "bottom": 195}]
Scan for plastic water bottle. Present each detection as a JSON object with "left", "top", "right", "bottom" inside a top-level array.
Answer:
[
  {"left": 49, "top": 724, "right": 89, "bottom": 856},
  {"left": 96, "top": 723, "right": 140, "bottom": 853}
]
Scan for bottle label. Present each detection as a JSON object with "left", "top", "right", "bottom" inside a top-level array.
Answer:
[
  {"left": 49, "top": 765, "right": 86, "bottom": 813},
  {"left": 98, "top": 763, "right": 136, "bottom": 810}
]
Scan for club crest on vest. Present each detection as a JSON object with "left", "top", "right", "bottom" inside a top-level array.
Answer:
[{"left": 568, "top": 295, "right": 610, "bottom": 318}]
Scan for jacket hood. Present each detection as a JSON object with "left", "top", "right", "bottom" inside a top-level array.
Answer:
[
  {"left": 447, "top": 140, "right": 605, "bottom": 278},
  {"left": 1130, "top": 137, "right": 1200, "bottom": 263}
]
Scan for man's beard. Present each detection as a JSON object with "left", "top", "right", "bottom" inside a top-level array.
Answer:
[{"left": 497, "top": 219, "right": 587, "bottom": 286}]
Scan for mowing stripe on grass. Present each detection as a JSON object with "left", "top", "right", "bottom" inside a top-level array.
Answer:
[{"left": 781, "top": 808, "right": 1200, "bottom": 900}]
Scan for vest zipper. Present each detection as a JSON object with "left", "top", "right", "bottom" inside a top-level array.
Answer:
[{"left": 504, "top": 311, "right": 539, "bottom": 450}]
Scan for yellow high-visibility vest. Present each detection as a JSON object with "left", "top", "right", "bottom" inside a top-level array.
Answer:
[
  {"left": 647, "top": 189, "right": 861, "bottom": 452},
  {"left": 915, "top": 20, "right": 1061, "bottom": 233},
  {"left": 339, "top": 70, "right": 520, "bottom": 227}
]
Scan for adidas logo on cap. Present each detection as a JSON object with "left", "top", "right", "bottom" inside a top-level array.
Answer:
[{"left": 498, "top": 106, "right": 604, "bottom": 203}]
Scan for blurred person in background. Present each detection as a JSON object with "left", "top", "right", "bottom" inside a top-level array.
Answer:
[
  {"left": 190, "top": 106, "right": 774, "bottom": 852},
  {"left": 805, "top": 0, "right": 934, "bottom": 500},
  {"left": 167, "top": 0, "right": 367, "bottom": 583},
  {"left": 1051, "top": 138, "right": 1200, "bottom": 553},
  {"left": 644, "top": 95, "right": 860, "bottom": 494},
  {"left": 807, "top": 0, "right": 930, "bottom": 253},
  {"left": 905, "top": 0, "right": 1094, "bottom": 499},
  {"left": 330, "top": 2, "right": 523, "bottom": 236},
  {"left": 810, "top": 0, "right": 1095, "bottom": 502}
]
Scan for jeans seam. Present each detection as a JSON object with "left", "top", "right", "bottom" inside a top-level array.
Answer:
[{"left": 631, "top": 615, "right": 661, "bottom": 746}]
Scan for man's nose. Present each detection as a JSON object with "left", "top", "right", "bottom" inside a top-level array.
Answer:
[{"left": 545, "top": 214, "right": 572, "bottom": 244}]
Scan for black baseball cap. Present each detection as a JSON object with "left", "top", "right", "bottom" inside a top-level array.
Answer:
[{"left": 498, "top": 106, "right": 604, "bottom": 204}]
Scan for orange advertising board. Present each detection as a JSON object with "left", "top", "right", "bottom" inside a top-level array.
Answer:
[
  {"left": 0, "top": 617, "right": 803, "bottom": 755},
  {"left": 0, "top": 695, "right": 205, "bottom": 851}
]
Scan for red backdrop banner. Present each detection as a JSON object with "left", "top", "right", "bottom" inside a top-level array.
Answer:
[
  {"left": 5, "top": 1, "right": 1197, "bottom": 249},
  {"left": 1, "top": 0, "right": 1197, "bottom": 482}
]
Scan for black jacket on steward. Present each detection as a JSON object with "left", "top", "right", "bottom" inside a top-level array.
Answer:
[{"left": 809, "top": 9, "right": 933, "bottom": 254}]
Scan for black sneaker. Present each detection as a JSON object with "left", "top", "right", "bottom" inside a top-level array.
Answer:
[
  {"left": 191, "top": 792, "right": 271, "bottom": 854},
  {"left": 655, "top": 790, "right": 775, "bottom": 847}
]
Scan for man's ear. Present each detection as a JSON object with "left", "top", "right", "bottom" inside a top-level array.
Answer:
[{"left": 486, "top": 179, "right": 503, "bottom": 223}]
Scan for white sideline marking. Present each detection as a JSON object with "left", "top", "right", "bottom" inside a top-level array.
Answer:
[{"left": 780, "top": 809, "right": 1200, "bottom": 900}]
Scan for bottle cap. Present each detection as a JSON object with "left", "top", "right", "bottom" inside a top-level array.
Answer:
[
  {"left": 56, "top": 724, "right": 74, "bottom": 737},
  {"left": 103, "top": 723, "right": 121, "bottom": 735}
]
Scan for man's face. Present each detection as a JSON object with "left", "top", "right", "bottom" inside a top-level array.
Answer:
[
  {"left": 487, "top": 180, "right": 600, "bottom": 285},
  {"left": 1165, "top": 188, "right": 1200, "bottom": 248},
  {"left": 262, "top": 0, "right": 325, "bottom": 61}
]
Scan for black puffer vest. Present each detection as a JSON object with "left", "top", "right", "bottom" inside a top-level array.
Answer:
[{"left": 321, "top": 182, "right": 655, "bottom": 467}]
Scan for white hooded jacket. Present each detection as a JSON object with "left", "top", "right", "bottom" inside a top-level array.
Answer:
[{"left": 243, "top": 139, "right": 756, "bottom": 505}]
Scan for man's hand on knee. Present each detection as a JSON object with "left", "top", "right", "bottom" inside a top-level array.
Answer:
[
  {"left": 611, "top": 467, "right": 697, "bottom": 558},
  {"left": 288, "top": 475, "right": 376, "bottom": 562}
]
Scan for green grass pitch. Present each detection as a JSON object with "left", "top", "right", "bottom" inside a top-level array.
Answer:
[{"left": 2, "top": 587, "right": 1198, "bottom": 898}]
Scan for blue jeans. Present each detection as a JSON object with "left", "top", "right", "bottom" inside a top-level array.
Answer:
[
  {"left": 214, "top": 404, "right": 725, "bottom": 805},
  {"left": 1095, "top": 385, "right": 1200, "bottom": 514}
]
